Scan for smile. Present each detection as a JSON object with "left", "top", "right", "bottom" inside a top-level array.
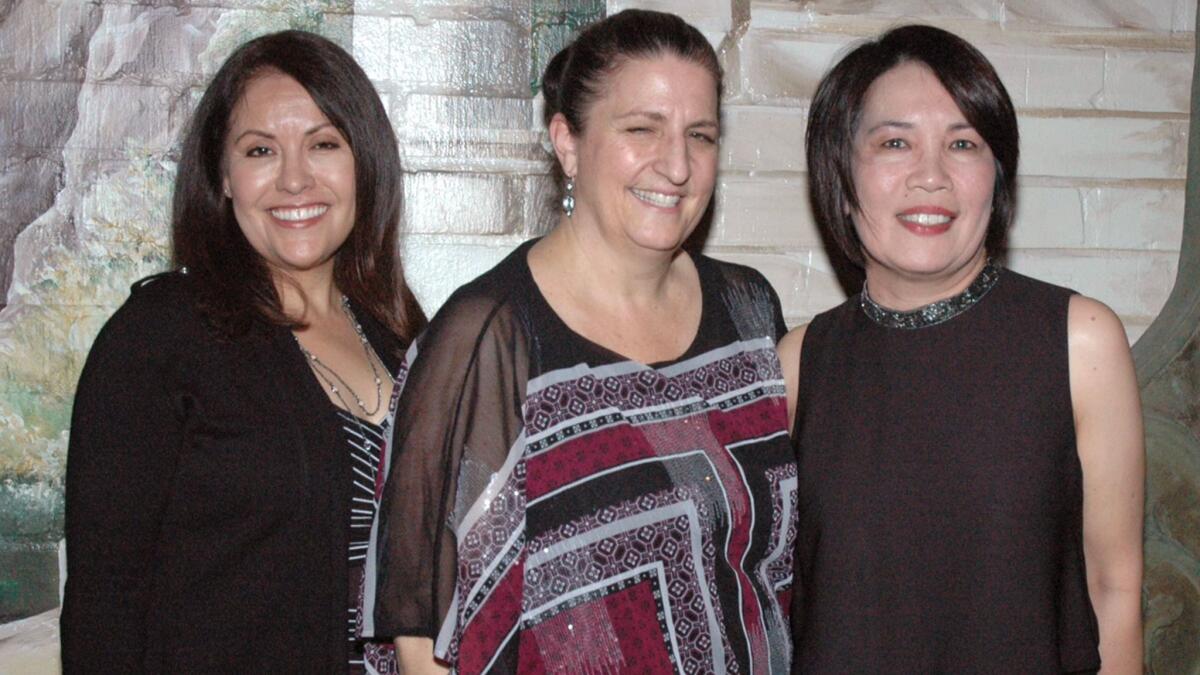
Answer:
[
  {"left": 270, "top": 205, "right": 328, "bottom": 221},
  {"left": 897, "top": 212, "right": 952, "bottom": 226},
  {"left": 631, "top": 189, "right": 681, "bottom": 208}
]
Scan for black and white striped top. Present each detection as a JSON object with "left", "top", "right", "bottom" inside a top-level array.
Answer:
[{"left": 341, "top": 411, "right": 398, "bottom": 674}]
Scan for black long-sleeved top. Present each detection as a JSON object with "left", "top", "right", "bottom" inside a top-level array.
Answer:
[{"left": 60, "top": 271, "right": 403, "bottom": 673}]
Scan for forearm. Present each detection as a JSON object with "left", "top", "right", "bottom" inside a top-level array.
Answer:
[
  {"left": 394, "top": 636, "right": 449, "bottom": 675},
  {"left": 1092, "top": 583, "right": 1143, "bottom": 674}
]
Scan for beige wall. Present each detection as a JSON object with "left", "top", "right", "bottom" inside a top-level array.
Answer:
[{"left": 373, "top": 0, "right": 1193, "bottom": 341}]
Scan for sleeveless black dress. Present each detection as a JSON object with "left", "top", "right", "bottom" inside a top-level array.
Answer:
[{"left": 792, "top": 265, "right": 1101, "bottom": 674}]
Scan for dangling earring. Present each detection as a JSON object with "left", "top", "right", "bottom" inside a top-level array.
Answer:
[{"left": 562, "top": 176, "right": 576, "bottom": 218}]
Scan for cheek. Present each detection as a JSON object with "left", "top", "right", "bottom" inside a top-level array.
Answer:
[
  {"left": 849, "top": 165, "right": 892, "bottom": 219},
  {"left": 223, "top": 162, "right": 266, "bottom": 203},
  {"left": 693, "top": 151, "right": 718, "bottom": 191},
  {"left": 967, "top": 173, "right": 997, "bottom": 214}
]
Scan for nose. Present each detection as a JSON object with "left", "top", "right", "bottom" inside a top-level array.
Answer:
[
  {"left": 656, "top": 133, "right": 691, "bottom": 186},
  {"left": 906, "top": 148, "right": 951, "bottom": 192},
  {"left": 276, "top": 150, "right": 314, "bottom": 194}
]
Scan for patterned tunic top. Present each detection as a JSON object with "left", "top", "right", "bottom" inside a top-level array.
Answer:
[{"left": 365, "top": 241, "right": 798, "bottom": 674}]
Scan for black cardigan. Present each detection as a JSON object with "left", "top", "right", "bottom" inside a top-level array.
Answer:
[{"left": 60, "top": 272, "right": 404, "bottom": 673}]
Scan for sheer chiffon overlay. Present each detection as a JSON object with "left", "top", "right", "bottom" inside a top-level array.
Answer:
[{"left": 367, "top": 241, "right": 797, "bottom": 673}]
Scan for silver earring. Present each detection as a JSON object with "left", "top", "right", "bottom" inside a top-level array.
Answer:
[{"left": 562, "top": 176, "right": 575, "bottom": 218}]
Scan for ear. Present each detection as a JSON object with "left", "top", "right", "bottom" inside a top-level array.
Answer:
[
  {"left": 548, "top": 112, "right": 579, "bottom": 178},
  {"left": 221, "top": 173, "right": 232, "bottom": 199}
]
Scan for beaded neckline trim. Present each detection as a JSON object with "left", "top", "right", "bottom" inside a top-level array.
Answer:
[{"left": 860, "top": 261, "right": 1001, "bottom": 330}]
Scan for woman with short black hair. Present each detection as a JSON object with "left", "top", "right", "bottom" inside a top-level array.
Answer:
[
  {"left": 781, "top": 24, "right": 1143, "bottom": 673},
  {"left": 61, "top": 30, "right": 422, "bottom": 673}
]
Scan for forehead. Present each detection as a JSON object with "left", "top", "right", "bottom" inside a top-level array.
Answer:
[
  {"left": 228, "top": 71, "right": 327, "bottom": 129},
  {"left": 591, "top": 53, "right": 718, "bottom": 114},
  {"left": 858, "top": 61, "right": 967, "bottom": 125}
]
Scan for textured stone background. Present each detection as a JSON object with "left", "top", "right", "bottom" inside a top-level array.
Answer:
[{"left": 0, "top": 0, "right": 1195, "bottom": 671}]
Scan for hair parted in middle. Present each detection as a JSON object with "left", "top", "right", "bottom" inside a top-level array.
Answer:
[
  {"left": 540, "top": 8, "right": 723, "bottom": 136},
  {"left": 172, "top": 29, "right": 424, "bottom": 348},
  {"left": 806, "top": 24, "right": 1020, "bottom": 268}
]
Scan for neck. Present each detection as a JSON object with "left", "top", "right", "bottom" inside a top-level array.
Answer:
[
  {"left": 274, "top": 266, "right": 341, "bottom": 323},
  {"left": 543, "top": 216, "right": 682, "bottom": 307},
  {"left": 863, "top": 252, "right": 988, "bottom": 311}
]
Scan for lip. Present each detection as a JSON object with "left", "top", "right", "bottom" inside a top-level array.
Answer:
[
  {"left": 269, "top": 203, "right": 329, "bottom": 227},
  {"left": 897, "top": 206, "right": 956, "bottom": 235},
  {"left": 630, "top": 188, "right": 683, "bottom": 209}
]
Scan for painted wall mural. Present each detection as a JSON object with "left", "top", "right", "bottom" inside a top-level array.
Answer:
[
  {"left": 0, "top": 0, "right": 349, "bottom": 627},
  {"left": 0, "top": 0, "right": 602, "bottom": 630}
]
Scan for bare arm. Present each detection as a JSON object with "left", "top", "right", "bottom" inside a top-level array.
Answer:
[
  {"left": 1068, "top": 295, "right": 1144, "bottom": 674},
  {"left": 394, "top": 637, "right": 449, "bottom": 675},
  {"left": 778, "top": 324, "right": 808, "bottom": 432}
]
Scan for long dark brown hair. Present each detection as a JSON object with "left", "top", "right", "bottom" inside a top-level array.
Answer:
[{"left": 172, "top": 30, "right": 424, "bottom": 347}]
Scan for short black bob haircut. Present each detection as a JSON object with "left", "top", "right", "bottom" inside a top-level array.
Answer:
[
  {"left": 806, "top": 24, "right": 1019, "bottom": 267},
  {"left": 541, "top": 9, "right": 722, "bottom": 135},
  {"left": 172, "top": 29, "right": 423, "bottom": 346}
]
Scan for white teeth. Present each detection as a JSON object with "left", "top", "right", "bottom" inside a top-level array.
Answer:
[
  {"left": 631, "top": 189, "right": 681, "bottom": 208},
  {"left": 898, "top": 212, "right": 952, "bottom": 226},
  {"left": 271, "top": 205, "right": 328, "bottom": 221}
]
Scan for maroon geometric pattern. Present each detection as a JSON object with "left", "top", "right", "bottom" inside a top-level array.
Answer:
[
  {"left": 526, "top": 486, "right": 730, "bottom": 673},
  {"left": 524, "top": 345, "right": 783, "bottom": 436},
  {"left": 761, "top": 464, "right": 798, "bottom": 611},
  {"left": 439, "top": 339, "right": 795, "bottom": 673}
]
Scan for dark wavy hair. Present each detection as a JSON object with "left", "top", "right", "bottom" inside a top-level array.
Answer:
[
  {"left": 806, "top": 24, "right": 1020, "bottom": 267},
  {"left": 171, "top": 30, "right": 424, "bottom": 347},
  {"left": 541, "top": 9, "right": 722, "bottom": 135}
]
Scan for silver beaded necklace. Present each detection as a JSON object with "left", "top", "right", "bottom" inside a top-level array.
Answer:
[
  {"left": 294, "top": 296, "right": 385, "bottom": 418},
  {"left": 860, "top": 259, "right": 1001, "bottom": 330}
]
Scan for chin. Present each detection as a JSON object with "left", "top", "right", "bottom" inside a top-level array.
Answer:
[{"left": 628, "top": 228, "right": 692, "bottom": 253}]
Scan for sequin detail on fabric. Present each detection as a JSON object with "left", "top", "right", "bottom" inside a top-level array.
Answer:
[{"left": 860, "top": 260, "right": 1001, "bottom": 329}]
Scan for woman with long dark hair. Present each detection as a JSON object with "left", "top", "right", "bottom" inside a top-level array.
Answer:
[{"left": 61, "top": 30, "right": 423, "bottom": 673}]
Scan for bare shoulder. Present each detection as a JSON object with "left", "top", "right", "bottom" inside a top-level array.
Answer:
[
  {"left": 778, "top": 324, "right": 809, "bottom": 430},
  {"left": 778, "top": 324, "right": 808, "bottom": 373},
  {"left": 1066, "top": 294, "right": 1139, "bottom": 432},
  {"left": 1067, "top": 295, "right": 1131, "bottom": 367}
]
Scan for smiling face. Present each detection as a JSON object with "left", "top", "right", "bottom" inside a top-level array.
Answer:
[
  {"left": 851, "top": 60, "right": 996, "bottom": 286},
  {"left": 222, "top": 70, "right": 356, "bottom": 283},
  {"left": 554, "top": 53, "right": 719, "bottom": 255}
]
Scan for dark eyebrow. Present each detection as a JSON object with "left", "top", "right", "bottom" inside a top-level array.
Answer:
[
  {"left": 232, "top": 123, "right": 335, "bottom": 144},
  {"left": 863, "top": 120, "right": 913, "bottom": 134},
  {"left": 863, "top": 120, "right": 977, "bottom": 135},
  {"left": 614, "top": 110, "right": 719, "bottom": 129},
  {"left": 614, "top": 110, "right": 666, "bottom": 122}
]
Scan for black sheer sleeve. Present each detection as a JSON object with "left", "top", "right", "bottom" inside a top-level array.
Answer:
[
  {"left": 368, "top": 287, "right": 529, "bottom": 646},
  {"left": 712, "top": 257, "right": 788, "bottom": 343},
  {"left": 60, "top": 280, "right": 188, "bottom": 673}
]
